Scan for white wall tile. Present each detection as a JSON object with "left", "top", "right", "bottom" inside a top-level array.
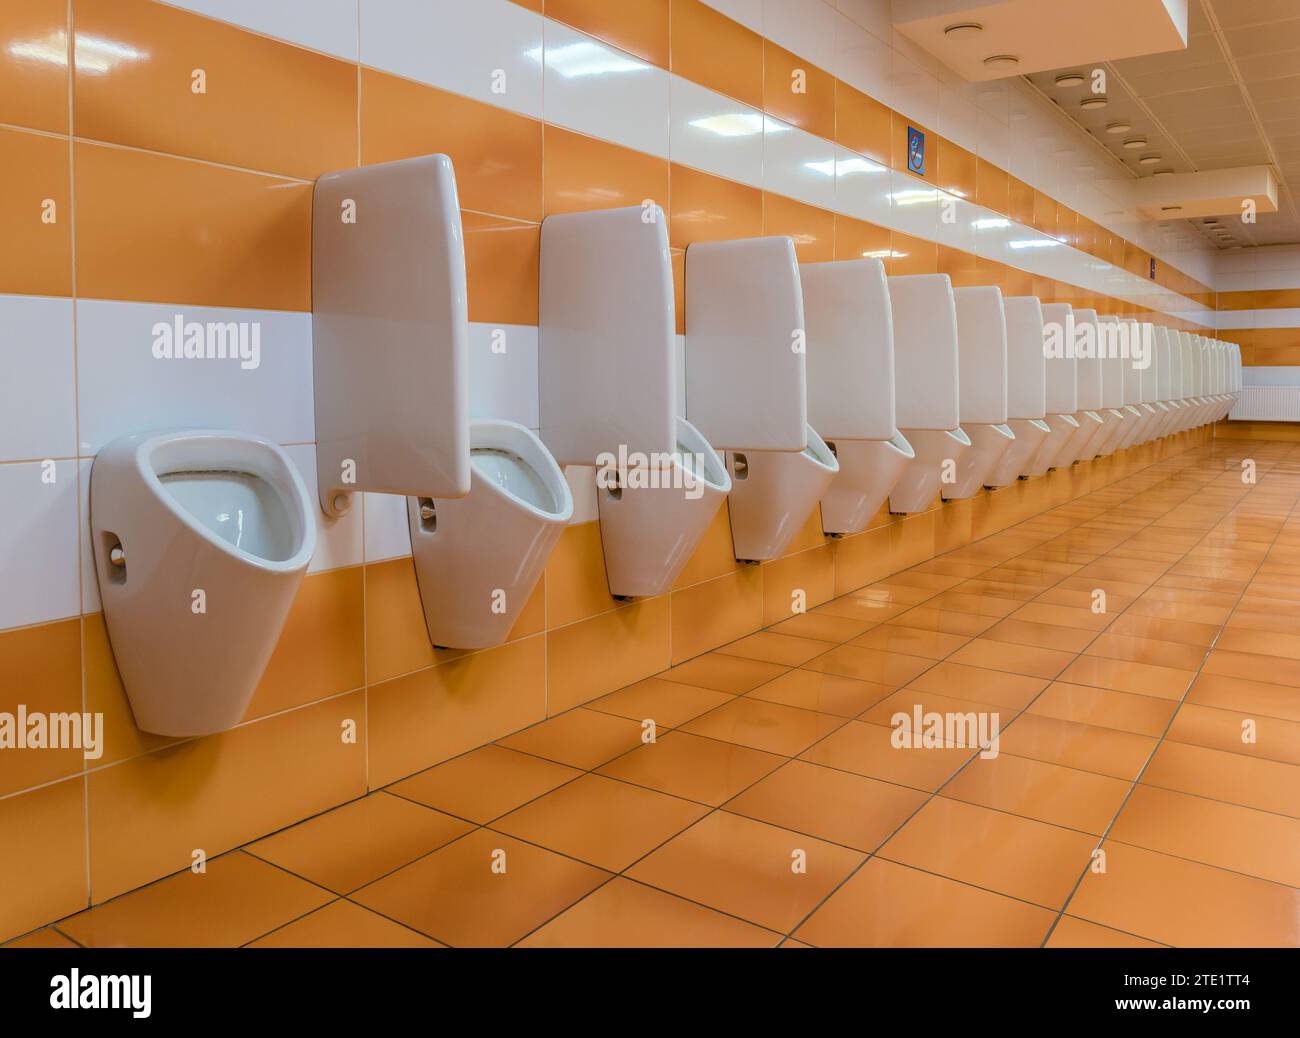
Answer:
[
  {"left": 669, "top": 77, "right": 765, "bottom": 187},
  {"left": 891, "top": 52, "right": 938, "bottom": 129},
  {"left": 363, "top": 491, "right": 412, "bottom": 562},
  {"left": 833, "top": 147, "right": 892, "bottom": 225},
  {"left": 831, "top": 13, "right": 892, "bottom": 105},
  {"left": 0, "top": 459, "right": 79, "bottom": 628},
  {"left": 700, "top": 0, "right": 764, "bottom": 33},
  {"left": 764, "top": 120, "right": 836, "bottom": 209},
  {"left": 0, "top": 295, "right": 76, "bottom": 463},
  {"left": 75, "top": 300, "right": 313, "bottom": 456},
  {"left": 835, "top": 0, "right": 891, "bottom": 41},
  {"left": 283, "top": 444, "right": 363, "bottom": 573},
  {"left": 161, "top": 0, "right": 359, "bottom": 60},
  {"left": 359, "top": 0, "right": 542, "bottom": 117},
  {"left": 541, "top": 22, "right": 669, "bottom": 158},
  {"left": 762, "top": 0, "right": 838, "bottom": 68},
  {"left": 888, "top": 170, "right": 939, "bottom": 242},
  {"left": 468, "top": 322, "right": 539, "bottom": 428}
]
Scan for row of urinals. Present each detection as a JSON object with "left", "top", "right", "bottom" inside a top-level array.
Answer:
[{"left": 86, "top": 157, "right": 1241, "bottom": 738}]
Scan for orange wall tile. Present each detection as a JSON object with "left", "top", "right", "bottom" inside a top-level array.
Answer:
[
  {"left": 670, "top": 567, "right": 764, "bottom": 664},
  {"left": 670, "top": 162, "right": 763, "bottom": 248},
  {"left": 0, "top": 127, "right": 71, "bottom": 296},
  {"left": 462, "top": 211, "right": 540, "bottom": 325},
  {"left": 74, "top": 141, "right": 311, "bottom": 309},
  {"left": 763, "top": 193, "right": 835, "bottom": 262},
  {"left": 73, "top": 0, "right": 356, "bottom": 179},
  {"left": 0, "top": 0, "right": 69, "bottom": 134},
  {"left": 548, "top": 0, "right": 670, "bottom": 68},
  {"left": 0, "top": 619, "right": 82, "bottom": 797},
  {"left": 764, "top": 39, "right": 834, "bottom": 140},
  {"left": 546, "top": 597, "right": 671, "bottom": 713},
  {"left": 361, "top": 68, "right": 543, "bottom": 222},
  {"left": 0, "top": 777, "right": 86, "bottom": 942},
  {"left": 543, "top": 125, "right": 669, "bottom": 216},
  {"left": 669, "top": 0, "right": 762, "bottom": 108}
]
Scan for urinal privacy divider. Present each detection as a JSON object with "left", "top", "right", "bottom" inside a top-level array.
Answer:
[
  {"left": 312, "top": 154, "right": 471, "bottom": 518},
  {"left": 538, "top": 206, "right": 729, "bottom": 597}
]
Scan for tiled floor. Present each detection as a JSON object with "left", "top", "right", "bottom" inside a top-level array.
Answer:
[{"left": 10, "top": 438, "right": 1300, "bottom": 949}]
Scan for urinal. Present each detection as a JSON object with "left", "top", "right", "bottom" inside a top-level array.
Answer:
[
  {"left": 727, "top": 425, "right": 839, "bottom": 561},
  {"left": 800, "top": 258, "right": 913, "bottom": 534},
  {"left": 1060, "top": 308, "right": 1106, "bottom": 465},
  {"left": 1023, "top": 303, "right": 1078, "bottom": 476},
  {"left": 944, "top": 285, "right": 1015, "bottom": 500},
  {"left": 985, "top": 296, "right": 1050, "bottom": 487},
  {"left": 685, "top": 236, "right": 826, "bottom": 560},
  {"left": 407, "top": 420, "right": 572, "bottom": 649},
  {"left": 887, "top": 274, "right": 967, "bottom": 513},
  {"left": 1091, "top": 316, "right": 1131, "bottom": 457},
  {"left": 1116, "top": 319, "right": 1153, "bottom": 451},
  {"left": 821, "top": 433, "right": 915, "bottom": 533},
  {"left": 596, "top": 416, "right": 730, "bottom": 597},
  {"left": 90, "top": 429, "right": 317, "bottom": 737}
]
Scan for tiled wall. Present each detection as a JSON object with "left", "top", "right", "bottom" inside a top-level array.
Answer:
[
  {"left": 0, "top": 0, "right": 1226, "bottom": 942},
  {"left": 1215, "top": 245, "right": 1300, "bottom": 372}
]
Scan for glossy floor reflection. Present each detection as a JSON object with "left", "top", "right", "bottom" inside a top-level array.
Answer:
[{"left": 11, "top": 438, "right": 1300, "bottom": 949}]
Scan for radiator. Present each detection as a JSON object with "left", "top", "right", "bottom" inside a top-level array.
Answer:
[{"left": 1231, "top": 386, "right": 1300, "bottom": 421}]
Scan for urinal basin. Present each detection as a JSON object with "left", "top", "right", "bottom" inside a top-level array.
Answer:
[
  {"left": 820, "top": 431, "right": 915, "bottom": 535},
  {"left": 1070, "top": 411, "right": 1107, "bottom": 463},
  {"left": 1117, "top": 404, "right": 1147, "bottom": 451},
  {"left": 90, "top": 429, "right": 317, "bottom": 737},
  {"left": 986, "top": 418, "right": 1050, "bottom": 487},
  {"left": 944, "top": 423, "right": 1015, "bottom": 500},
  {"left": 728, "top": 425, "right": 839, "bottom": 561},
  {"left": 890, "top": 428, "right": 970, "bottom": 514},
  {"left": 1093, "top": 408, "right": 1129, "bottom": 457},
  {"left": 408, "top": 419, "right": 572, "bottom": 650},
  {"left": 598, "top": 416, "right": 729, "bottom": 597},
  {"left": 1023, "top": 414, "right": 1078, "bottom": 477}
]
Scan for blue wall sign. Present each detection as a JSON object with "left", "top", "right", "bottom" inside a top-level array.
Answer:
[{"left": 907, "top": 126, "right": 925, "bottom": 176}]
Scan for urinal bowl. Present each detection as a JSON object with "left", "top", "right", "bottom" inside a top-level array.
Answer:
[
  {"left": 890, "top": 428, "right": 971, "bottom": 513},
  {"left": 728, "top": 425, "right": 839, "bottom": 561},
  {"left": 1067, "top": 411, "right": 1106, "bottom": 464},
  {"left": 986, "top": 419, "right": 1051, "bottom": 487},
  {"left": 597, "top": 417, "right": 730, "bottom": 597},
  {"left": 1094, "top": 409, "right": 1130, "bottom": 457},
  {"left": 408, "top": 420, "right": 572, "bottom": 650},
  {"left": 90, "top": 429, "right": 317, "bottom": 737},
  {"left": 820, "top": 432, "right": 914, "bottom": 535},
  {"left": 943, "top": 423, "right": 1016, "bottom": 500},
  {"left": 1116, "top": 405, "right": 1147, "bottom": 451},
  {"left": 1024, "top": 414, "right": 1078, "bottom": 476}
]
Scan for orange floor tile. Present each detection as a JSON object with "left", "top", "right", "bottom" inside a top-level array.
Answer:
[{"left": 11, "top": 438, "right": 1300, "bottom": 949}]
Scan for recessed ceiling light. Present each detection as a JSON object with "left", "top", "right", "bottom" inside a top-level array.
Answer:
[
  {"left": 1161, "top": 205, "right": 1183, "bottom": 213},
  {"left": 1122, "top": 137, "right": 1148, "bottom": 149},
  {"left": 1055, "top": 73, "right": 1086, "bottom": 88},
  {"left": 1152, "top": 168, "right": 1174, "bottom": 176},
  {"left": 984, "top": 54, "right": 1020, "bottom": 69},
  {"left": 944, "top": 22, "right": 983, "bottom": 37},
  {"left": 1139, "top": 154, "right": 1162, "bottom": 165},
  {"left": 1105, "top": 121, "right": 1132, "bottom": 134},
  {"left": 1080, "top": 96, "right": 1108, "bottom": 109}
]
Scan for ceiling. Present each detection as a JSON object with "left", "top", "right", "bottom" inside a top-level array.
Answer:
[{"left": 1024, "top": 0, "right": 1300, "bottom": 249}]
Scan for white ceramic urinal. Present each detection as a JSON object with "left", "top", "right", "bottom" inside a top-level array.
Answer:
[
  {"left": 1145, "top": 326, "right": 1174, "bottom": 442},
  {"left": 597, "top": 417, "right": 730, "bottom": 596},
  {"left": 945, "top": 285, "right": 1015, "bottom": 499},
  {"left": 540, "top": 205, "right": 729, "bottom": 598},
  {"left": 1115, "top": 320, "right": 1153, "bottom": 450},
  {"left": 686, "top": 237, "right": 835, "bottom": 560},
  {"left": 1024, "top": 303, "right": 1078, "bottom": 475},
  {"left": 1061, "top": 308, "right": 1105, "bottom": 464},
  {"left": 408, "top": 420, "right": 572, "bottom": 649},
  {"left": 727, "top": 426, "right": 839, "bottom": 561},
  {"left": 888, "top": 274, "right": 967, "bottom": 513},
  {"left": 1093, "top": 315, "right": 1131, "bottom": 456},
  {"left": 801, "top": 258, "right": 913, "bottom": 534},
  {"left": 90, "top": 429, "right": 316, "bottom": 737},
  {"left": 986, "top": 296, "right": 1050, "bottom": 487}
]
